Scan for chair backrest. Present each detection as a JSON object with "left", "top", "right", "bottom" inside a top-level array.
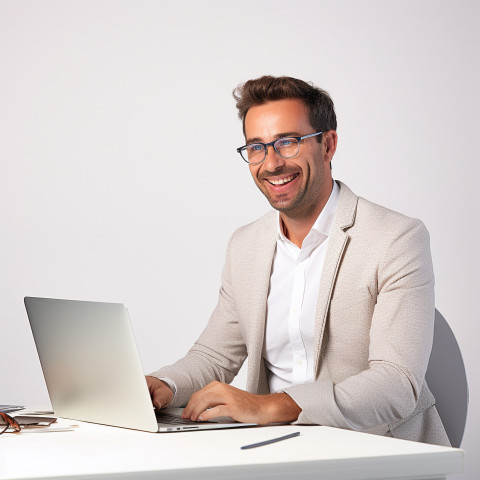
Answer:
[{"left": 425, "top": 309, "right": 468, "bottom": 447}]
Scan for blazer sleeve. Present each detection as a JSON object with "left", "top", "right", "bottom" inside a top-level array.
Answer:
[
  {"left": 283, "top": 219, "right": 435, "bottom": 431},
  {"left": 149, "top": 232, "right": 248, "bottom": 407}
]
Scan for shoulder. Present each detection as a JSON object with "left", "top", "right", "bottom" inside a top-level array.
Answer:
[
  {"left": 357, "top": 198, "right": 429, "bottom": 249},
  {"left": 337, "top": 181, "right": 429, "bottom": 240},
  {"left": 223, "top": 210, "right": 277, "bottom": 263},
  {"left": 230, "top": 210, "right": 277, "bottom": 244},
  {"left": 336, "top": 182, "right": 434, "bottom": 289},
  {"left": 358, "top": 197, "right": 425, "bottom": 229}
]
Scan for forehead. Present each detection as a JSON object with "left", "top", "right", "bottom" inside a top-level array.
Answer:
[{"left": 244, "top": 99, "right": 312, "bottom": 141}]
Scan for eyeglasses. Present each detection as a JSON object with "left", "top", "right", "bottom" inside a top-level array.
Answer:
[
  {"left": 0, "top": 412, "right": 58, "bottom": 434},
  {"left": 236, "top": 131, "right": 323, "bottom": 165},
  {"left": 0, "top": 412, "right": 21, "bottom": 435}
]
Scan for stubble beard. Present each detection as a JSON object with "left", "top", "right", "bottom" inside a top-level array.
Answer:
[
  {"left": 256, "top": 178, "right": 310, "bottom": 217},
  {"left": 258, "top": 174, "right": 325, "bottom": 222}
]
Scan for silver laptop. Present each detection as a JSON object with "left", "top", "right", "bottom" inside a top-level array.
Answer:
[{"left": 24, "top": 297, "right": 256, "bottom": 433}]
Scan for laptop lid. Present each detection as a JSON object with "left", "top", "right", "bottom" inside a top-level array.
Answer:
[{"left": 25, "top": 297, "right": 160, "bottom": 432}]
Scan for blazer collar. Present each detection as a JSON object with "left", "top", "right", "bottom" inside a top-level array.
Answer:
[{"left": 333, "top": 180, "right": 358, "bottom": 231}]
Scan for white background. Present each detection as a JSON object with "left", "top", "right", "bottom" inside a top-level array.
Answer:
[{"left": 1, "top": 1, "right": 478, "bottom": 478}]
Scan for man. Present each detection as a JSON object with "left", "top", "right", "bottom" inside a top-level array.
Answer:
[{"left": 146, "top": 76, "right": 450, "bottom": 446}]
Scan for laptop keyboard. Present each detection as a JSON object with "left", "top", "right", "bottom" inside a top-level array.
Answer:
[{"left": 155, "top": 412, "right": 214, "bottom": 425}]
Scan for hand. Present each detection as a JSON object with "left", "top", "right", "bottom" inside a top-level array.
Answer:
[
  {"left": 181, "top": 381, "right": 301, "bottom": 425},
  {"left": 146, "top": 376, "right": 174, "bottom": 409}
]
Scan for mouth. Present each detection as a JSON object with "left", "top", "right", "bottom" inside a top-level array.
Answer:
[{"left": 265, "top": 173, "right": 299, "bottom": 186}]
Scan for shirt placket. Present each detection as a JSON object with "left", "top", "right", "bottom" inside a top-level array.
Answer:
[{"left": 288, "top": 257, "right": 308, "bottom": 385}]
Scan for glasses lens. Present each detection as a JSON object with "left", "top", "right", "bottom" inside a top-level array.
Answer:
[
  {"left": 274, "top": 137, "right": 300, "bottom": 158},
  {"left": 242, "top": 144, "right": 265, "bottom": 164}
]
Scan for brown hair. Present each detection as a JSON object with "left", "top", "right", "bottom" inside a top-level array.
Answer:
[{"left": 233, "top": 75, "right": 337, "bottom": 139}]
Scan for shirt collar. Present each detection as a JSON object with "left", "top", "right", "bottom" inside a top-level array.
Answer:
[{"left": 276, "top": 180, "right": 340, "bottom": 252}]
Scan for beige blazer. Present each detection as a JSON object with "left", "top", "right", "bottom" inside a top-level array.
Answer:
[{"left": 153, "top": 181, "right": 450, "bottom": 446}]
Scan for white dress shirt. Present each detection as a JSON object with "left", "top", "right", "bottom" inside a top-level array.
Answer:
[{"left": 264, "top": 180, "right": 340, "bottom": 393}]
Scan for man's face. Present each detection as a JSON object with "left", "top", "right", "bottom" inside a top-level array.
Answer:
[{"left": 244, "top": 99, "right": 335, "bottom": 219}]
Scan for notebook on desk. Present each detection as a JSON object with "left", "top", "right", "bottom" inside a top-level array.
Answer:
[{"left": 24, "top": 297, "right": 256, "bottom": 433}]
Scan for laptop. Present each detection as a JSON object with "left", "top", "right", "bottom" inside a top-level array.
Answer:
[{"left": 24, "top": 297, "right": 256, "bottom": 433}]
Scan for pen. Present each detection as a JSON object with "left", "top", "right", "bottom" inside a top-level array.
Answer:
[{"left": 241, "top": 431, "right": 301, "bottom": 450}]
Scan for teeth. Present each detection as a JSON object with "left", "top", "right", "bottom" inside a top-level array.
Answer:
[{"left": 269, "top": 174, "right": 297, "bottom": 185}]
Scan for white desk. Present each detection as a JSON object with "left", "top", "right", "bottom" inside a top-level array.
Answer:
[{"left": 0, "top": 419, "right": 463, "bottom": 480}]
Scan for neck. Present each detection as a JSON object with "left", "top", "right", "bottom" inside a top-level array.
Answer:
[{"left": 280, "top": 180, "right": 334, "bottom": 248}]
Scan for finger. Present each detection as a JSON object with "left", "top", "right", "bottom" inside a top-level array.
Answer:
[
  {"left": 181, "top": 390, "right": 200, "bottom": 418},
  {"left": 181, "top": 402, "right": 192, "bottom": 419},
  {"left": 183, "top": 389, "right": 225, "bottom": 421},
  {"left": 146, "top": 376, "right": 156, "bottom": 394},
  {"left": 148, "top": 381, "right": 173, "bottom": 410},
  {"left": 198, "top": 405, "right": 230, "bottom": 421},
  {"left": 182, "top": 395, "right": 203, "bottom": 419},
  {"left": 152, "top": 390, "right": 168, "bottom": 409},
  {"left": 184, "top": 397, "right": 216, "bottom": 421}
]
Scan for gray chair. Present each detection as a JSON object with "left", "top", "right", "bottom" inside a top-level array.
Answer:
[{"left": 425, "top": 309, "right": 469, "bottom": 447}]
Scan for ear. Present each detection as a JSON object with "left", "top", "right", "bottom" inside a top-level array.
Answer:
[{"left": 323, "top": 130, "right": 338, "bottom": 163}]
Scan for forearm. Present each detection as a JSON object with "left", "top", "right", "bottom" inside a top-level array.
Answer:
[
  {"left": 150, "top": 338, "right": 247, "bottom": 407},
  {"left": 284, "top": 361, "right": 418, "bottom": 430}
]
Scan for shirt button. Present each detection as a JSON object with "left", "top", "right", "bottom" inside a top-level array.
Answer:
[
  {"left": 291, "top": 307, "right": 299, "bottom": 315},
  {"left": 296, "top": 358, "right": 304, "bottom": 366}
]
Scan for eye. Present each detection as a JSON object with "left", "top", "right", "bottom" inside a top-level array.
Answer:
[
  {"left": 248, "top": 144, "right": 263, "bottom": 152},
  {"left": 277, "top": 138, "right": 293, "bottom": 147}
]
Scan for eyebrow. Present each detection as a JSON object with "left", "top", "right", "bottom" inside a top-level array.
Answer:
[{"left": 245, "top": 132, "right": 302, "bottom": 145}]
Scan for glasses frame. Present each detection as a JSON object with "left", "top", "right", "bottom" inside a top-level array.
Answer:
[
  {"left": 0, "top": 412, "right": 21, "bottom": 435},
  {"left": 236, "top": 131, "right": 323, "bottom": 165}
]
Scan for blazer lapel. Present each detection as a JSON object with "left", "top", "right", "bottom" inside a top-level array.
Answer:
[
  {"left": 245, "top": 212, "right": 277, "bottom": 394},
  {"left": 313, "top": 181, "right": 358, "bottom": 375}
]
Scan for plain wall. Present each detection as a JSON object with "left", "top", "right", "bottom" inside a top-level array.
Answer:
[{"left": 1, "top": 1, "right": 478, "bottom": 478}]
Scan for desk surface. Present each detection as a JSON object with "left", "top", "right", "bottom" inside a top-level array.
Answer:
[{"left": 0, "top": 418, "right": 463, "bottom": 480}]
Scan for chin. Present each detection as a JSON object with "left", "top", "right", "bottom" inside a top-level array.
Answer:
[{"left": 269, "top": 200, "right": 297, "bottom": 213}]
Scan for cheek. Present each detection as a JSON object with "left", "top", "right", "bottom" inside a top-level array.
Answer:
[
  {"left": 249, "top": 165, "right": 261, "bottom": 181},
  {"left": 308, "top": 156, "right": 325, "bottom": 179}
]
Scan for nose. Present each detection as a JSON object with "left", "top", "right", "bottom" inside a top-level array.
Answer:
[{"left": 263, "top": 144, "right": 285, "bottom": 172}]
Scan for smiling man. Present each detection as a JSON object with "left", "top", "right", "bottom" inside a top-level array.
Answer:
[{"left": 147, "top": 76, "right": 450, "bottom": 446}]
